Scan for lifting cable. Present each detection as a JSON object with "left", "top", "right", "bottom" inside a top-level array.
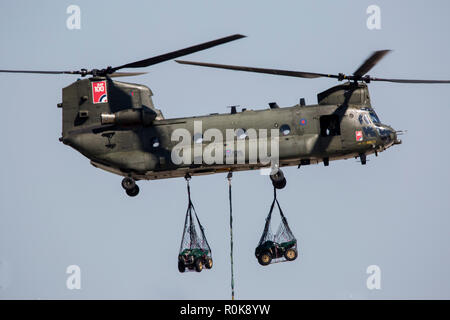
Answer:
[{"left": 227, "top": 171, "right": 235, "bottom": 300}]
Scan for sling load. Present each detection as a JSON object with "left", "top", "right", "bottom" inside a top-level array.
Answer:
[
  {"left": 178, "top": 175, "right": 213, "bottom": 273},
  {"left": 255, "top": 187, "right": 298, "bottom": 266}
]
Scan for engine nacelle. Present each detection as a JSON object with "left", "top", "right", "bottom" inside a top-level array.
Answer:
[{"left": 101, "top": 108, "right": 156, "bottom": 126}]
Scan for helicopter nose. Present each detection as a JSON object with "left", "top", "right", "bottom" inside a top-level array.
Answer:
[
  {"left": 377, "top": 125, "right": 399, "bottom": 148},
  {"left": 393, "top": 130, "right": 402, "bottom": 145},
  {"left": 383, "top": 127, "right": 402, "bottom": 146},
  {"left": 390, "top": 130, "right": 397, "bottom": 142}
]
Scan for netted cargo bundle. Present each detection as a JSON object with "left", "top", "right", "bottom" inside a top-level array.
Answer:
[
  {"left": 178, "top": 179, "right": 213, "bottom": 273},
  {"left": 255, "top": 188, "right": 298, "bottom": 266}
]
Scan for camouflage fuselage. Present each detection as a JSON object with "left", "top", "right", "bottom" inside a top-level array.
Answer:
[{"left": 60, "top": 78, "right": 398, "bottom": 180}]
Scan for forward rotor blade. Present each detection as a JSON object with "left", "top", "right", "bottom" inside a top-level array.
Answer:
[
  {"left": 0, "top": 69, "right": 77, "bottom": 75},
  {"left": 175, "top": 60, "right": 339, "bottom": 79},
  {"left": 353, "top": 50, "right": 391, "bottom": 77},
  {"left": 369, "top": 77, "right": 450, "bottom": 84},
  {"left": 109, "top": 72, "right": 147, "bottom": 78},
  {"left": 112, "top": 34, "right": 245, "bottom": 72}
]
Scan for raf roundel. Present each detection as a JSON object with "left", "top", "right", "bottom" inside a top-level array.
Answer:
[{"left": 299, "top": 118, "right": 307, "bottom": 126}]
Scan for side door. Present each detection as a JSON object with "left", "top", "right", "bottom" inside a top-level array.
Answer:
[{"left": 317, "top": 112, "right": 343, "bottom": 155}]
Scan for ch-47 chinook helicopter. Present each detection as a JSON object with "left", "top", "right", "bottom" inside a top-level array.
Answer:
[{"left": 2, "top": 34, "right": 450, "bottom": 197}]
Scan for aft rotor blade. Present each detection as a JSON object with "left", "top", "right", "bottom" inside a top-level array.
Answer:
[
  {"left": 109, "top": 72, "right": 147, "bottom": 78},
  {"left": 112, "top": 34, "right": 246, "bottom": 72},
  {"left": 175, "top": 60, "right": 339, "bottom": 79},
  {"left": 353, "top": 50, "right": 391, "bottom": 77},
  {"left": 369, "top": 77, "right": 450, "bottom": 84},
  {"left": 0, "top": 69, "right": 77, "bottom": 75}
]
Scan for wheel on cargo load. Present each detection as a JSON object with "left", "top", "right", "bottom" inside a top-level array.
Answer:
[
  {"left": 258, "top": 252, "right": 272, "bottom": 266},
  {"left": 284, "top": 248, "right": 298, "bottom": 261},
  {"left": 178, "top": 261, "right": 186, "bottom": 273},
  {"left": 195, "top": 258, "right": 203, "bottom": 272},
  {"left": 205, "top": 257, "right": 213, "bottom": 269}
]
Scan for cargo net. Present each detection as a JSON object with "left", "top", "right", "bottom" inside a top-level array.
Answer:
[
  {"left": 178, "top": 178, "right": 212, "bottom": 273},
  {"left": 255, "top": 188, "right": 298, "bottom": 266}
]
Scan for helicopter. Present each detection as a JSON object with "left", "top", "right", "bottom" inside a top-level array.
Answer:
[{"left": 2, "top": 34, "right": 449, "bottom": 197}]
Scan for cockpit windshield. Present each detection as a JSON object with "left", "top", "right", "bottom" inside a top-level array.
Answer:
[
  {"left": 368, "top": 111, "right": 381, "bottom": 124},
  {"left": 359, "top": 108, "right": 381, "bottom": 125}
]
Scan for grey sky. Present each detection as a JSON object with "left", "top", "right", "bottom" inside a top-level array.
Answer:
[{"left": 1, "top": 0, "right": 450, "bottom": 299}]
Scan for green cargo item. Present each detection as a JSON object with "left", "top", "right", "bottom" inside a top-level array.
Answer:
[
  {"left": 255, "top": 189, "right": 298, "bottom": 266},
  {"left": 178, "top": 179, "right": 212, "bottom": 273}
]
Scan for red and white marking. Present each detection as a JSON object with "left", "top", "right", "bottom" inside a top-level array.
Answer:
[
  {"left": 355, "top": 130, "right": 363, "bottom": 142},
  {"left": 92, "top": 81, "right": 108, "bottom": 104}
]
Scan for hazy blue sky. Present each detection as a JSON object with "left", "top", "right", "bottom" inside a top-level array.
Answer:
[{"left": 1, "top": 0, "right": 450, "bottom": 299}]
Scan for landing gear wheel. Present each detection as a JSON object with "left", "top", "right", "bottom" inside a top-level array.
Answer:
[
  {"left": 205, "top": 257, "right": 213, "bottom": 269},
  {"left": 359, "top": 153, "right": 367, "bottom": 165},
  {"left": 284, "top": 248, "right": 298, "bottom": 261},
  {"left": 178, "top": 261, "right": 186, "bottom": 273},
  {"left": 195, "top": 259, "right": 203, "bottom": 272},
  {"left": 122, "top": 177, "right": 136, "bottom": 190},
  {"left": 258, "top": 252, "right": 272, "bottom": 266},
  {"left": 126, "top": 185, "right": 139, "bottom": 197},
  {"left": 270, "top": 169, "right": 286, "bottom": 189}
]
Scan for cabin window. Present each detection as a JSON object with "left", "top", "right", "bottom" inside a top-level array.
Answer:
[
  {"left": 236, "top": 128, "right": 247, "bottom": 139},
  {"left": 193, "top": 133, "right": 203, "bottom": 144},
  {"left": 280, "top": 124, "right": 291, "bottom": 136},
  {"left": 151, "top": 137, "right": 160, "bottom": 148},
  {"left": 320, "top": 115, "right": 341, "bottom": 137}
]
